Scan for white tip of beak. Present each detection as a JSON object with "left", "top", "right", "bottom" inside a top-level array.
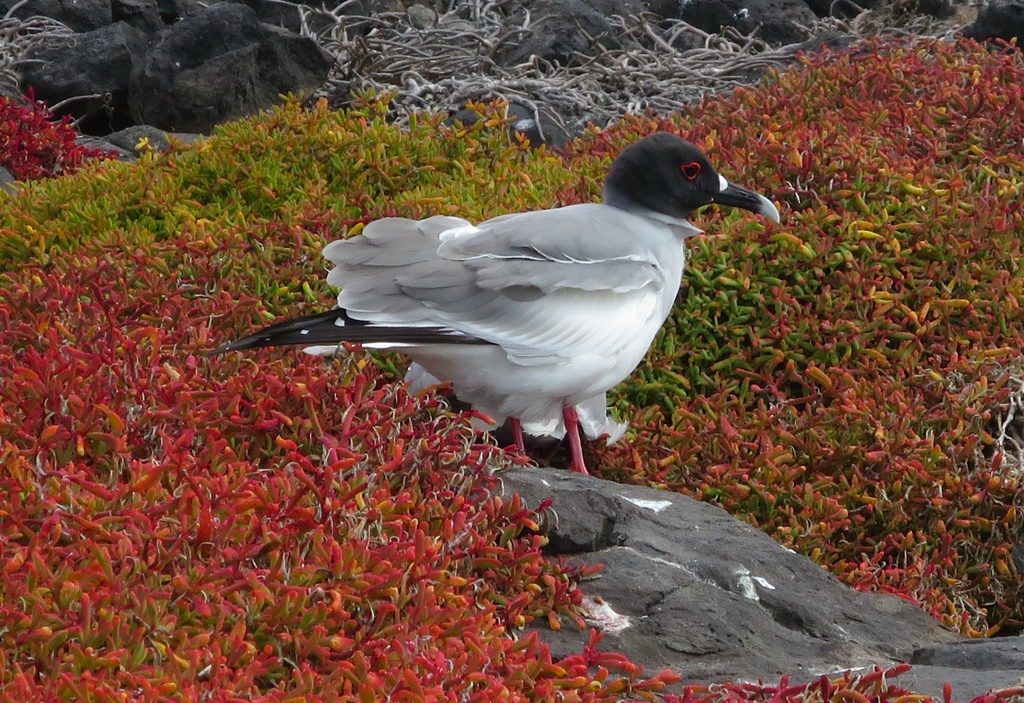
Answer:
[{"left": 758, "top": 194, "right": 781, "bottom": 223}]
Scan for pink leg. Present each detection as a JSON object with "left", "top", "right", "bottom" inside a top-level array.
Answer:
[
  {"left": 509, "top": 416, "right": 526, "bottom": 453},
  {"left": 561, "top": 405, "right": 588, "bottom": 475}
]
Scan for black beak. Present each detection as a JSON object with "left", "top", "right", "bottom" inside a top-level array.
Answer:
[{"left": 710, "top": 181, "right": 781, "bottom": 222}]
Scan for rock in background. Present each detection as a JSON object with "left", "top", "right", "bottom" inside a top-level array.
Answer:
[
  {"left": 9, "top": 1, "right": 331, "bottom": 136},
  {"left": 3, "top": 0, "right": 1011, "bottom": 150},
  {"left": 963, "top": 0, "right": 1024, "bottom": 42},
  {"left": 20, "top": 21, "right": 148, "bottom": 134},
  {"left": 128, "top": 3, "right": 332, "bottom": 132}
]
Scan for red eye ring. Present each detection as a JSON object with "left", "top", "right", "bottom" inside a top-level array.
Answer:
[{"left": 680, "top": 161, "right": 702, "bottom": 181}]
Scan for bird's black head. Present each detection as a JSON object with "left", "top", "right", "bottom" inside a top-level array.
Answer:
[{"left": 602, "top": 132, "right": 780, "bottom": 223}]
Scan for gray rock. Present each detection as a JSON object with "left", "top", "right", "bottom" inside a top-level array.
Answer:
[
  {"left": 0, "top": 166, "right": 17, "bottom": 193},
  {"left": 673, "top": 0, "right": 819, "bottom": 46},
  {"left": 893, "top": 664, "right": 1024, "bottom": 699},
  {"left": 104, "top": 124, "right": 201, "bottom": 154},
  {"left": 0, "top": 0, "right": 112, "bottom": 31},
  {"left": 497, "top": 0, "right": 645, "bottom": 67},
  {"left": 502, "top": 467, "right": 957, "bottom": 682},
  {"left": 128, "top": 2, "right": 332, "bottom": 133},
  {"left": 407, "top": 3, "right": 437, "bottom": 28},
  {"left": 155, "top": 0, "right": 200, "bottom": 22},
  {"left": 75, "top": 134, "right": 135, "bottom": 161},
  {"left": 236, "top": 0, "right": 304, "bottom": 32},
  {"left": 112, "top": 0, "right": 164, "bottom": 33},
  {"left": 20, "top": 22, "right": 148, "bottom": 134},
  {"left": 913, "top": 637, "right": 1024, "bottom": 670},
  {"left": 962, "top": 1, "right": 1024, "bottom": 44}
]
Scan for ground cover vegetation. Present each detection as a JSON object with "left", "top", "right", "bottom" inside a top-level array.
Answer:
[
  {"left": 1, "top": 37, "right": 1022, "bottom": 700},
  {"left": 0, "top": 92, "right": 112, "bottom": 181}
]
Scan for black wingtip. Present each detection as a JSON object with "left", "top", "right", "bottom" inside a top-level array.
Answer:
[
  {"left": 205, "top": 340, "right": 248, "bottom": 356},
  {"left": 208, "top": 307, "right": 495, "bottom": 356},
  {"left": 206, "top": 308, "right": 352, "bottom": 356},
  {"left": 204, "top": 335, "right": 274, "bottom": 357}
]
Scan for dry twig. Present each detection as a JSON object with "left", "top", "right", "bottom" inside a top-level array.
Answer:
[
  {"left": 308, "top": 3, "right": 820, "bottom": 137},
  {"left": 0, "top": 11, "right": 71, "bottom": 98},
  {"left": 302, "top": 0, "right": 968, "bottom": 138}
]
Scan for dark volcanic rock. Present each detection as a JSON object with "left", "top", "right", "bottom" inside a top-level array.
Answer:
[
  {"left": 155, "top": 0, "right": 201, "bottom": 22},
  {"left": 237, "top": 0, "right": 304, "bottom": 32},
  {"left": 76, "top": 134, "right": 134, "bottom": 160},
  {"left": 129, "top": 2, "right": 332, "bottom": 133},
  {"left": 502, "top": 467, "right": 957, "bottom": 682},
  {"left": 802, "top": 0, "right": 883, "bottom": 18},
  {"left": 673, "top": 0, "right": 818, "bottom": 45},
  {"left": 1, "top": 0, "right": 112, "bottom": 31},
  {"left": 111, "top": 0, "right": 164, "bottom": 33},
  {"left": 104, "top": 124, "right": 201, "bottom": 154},
  {"left": 21, "top": 22, "right": 148, "bottom": 134},
  {"left": 915, "top": 0, "right": 955, "bottom": 19},
  {"left": 963, "top": 1, "right": 1024, "bottom": 44},
  {"left": 76, "top": 129, "right": 186, "bottom": 162},
  {"left": 497, "top": 0, "right": 645, "bottom": 66}
]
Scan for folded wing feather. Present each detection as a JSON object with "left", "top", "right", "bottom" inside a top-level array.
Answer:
[{"left": 326, "top": 204, "right": 667, "bottom": 363}]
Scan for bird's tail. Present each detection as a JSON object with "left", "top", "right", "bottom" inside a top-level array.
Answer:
[{"left": 209, "top": 308, "right": 489, "bottom": 356}]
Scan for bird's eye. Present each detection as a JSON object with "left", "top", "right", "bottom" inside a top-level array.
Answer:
[{"left": 680, "top": 161, "right": 702, "bottom": 181}]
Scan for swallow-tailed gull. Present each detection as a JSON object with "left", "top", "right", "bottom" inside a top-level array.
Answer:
[{"left": 212, "top": 132, "right": 780, "bottom": 474}]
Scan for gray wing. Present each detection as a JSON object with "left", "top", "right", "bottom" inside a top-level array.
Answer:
[
  {"left": 324, "top": 205, "right": 666, "bottom": 363},
  {"left": 438, "top": 206, "right": 664, "bottom": 294}
]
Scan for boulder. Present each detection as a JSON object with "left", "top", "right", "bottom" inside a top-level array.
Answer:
[
  {"left": 128, "top": 2, "right": 332, "bottom": 133},
  {"left": 501, "top": 467, "right": 957, "bottom": 683},
  {"left": 962, "top": 1, "right": 1024, "bottom": 44},
  {"left": 237, "top": 0, "right": 305, "bottom": 33},
  {"left": 111, "top": 0, "right": 164, "bottom": 33},
  {"left": 0, "top": 0, "right": 112, "bottom": 31},
  {"left": 20, "top": 22, "right": 149, "bottom": 134},
  {"left": 155, "top": 0, "right": 201, "bottom": 22},
  {"left": 672, "top": 0, "right": 819, "bottom": 45}
]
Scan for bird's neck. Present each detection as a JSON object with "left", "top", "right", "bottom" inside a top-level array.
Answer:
[{"left": 644, "top": 210, "right": 703, "bottom": 239}]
